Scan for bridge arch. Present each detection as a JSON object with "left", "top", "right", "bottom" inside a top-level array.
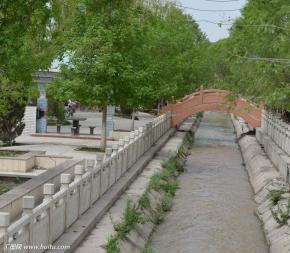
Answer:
[{"left": 160, "top": 88, "right": 263, "bottom": 128}]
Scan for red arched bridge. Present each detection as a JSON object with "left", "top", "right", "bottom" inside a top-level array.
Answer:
[{"left": 160, "top": 88, "right": 263, "bottom": 128}]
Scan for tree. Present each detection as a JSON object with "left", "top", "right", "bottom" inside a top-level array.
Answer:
[
  {"left": 208, "top": 0, "right": 290, "bottom": 110},
  {"left": 54, "top": 0, "right": 154, "bottom": 150},
  {"left": 53, "top": 0, "right": 210, "bottom": 150},
  {"left": 0, "top": 0, "right": 59, "bottom": 145}
]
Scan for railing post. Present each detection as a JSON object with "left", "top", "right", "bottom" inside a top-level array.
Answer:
[
  {"left": 75, "top": 165, "right": 84, "bottom": 180},
  {"left": 112, "top": 143, "right": 119, "bottom": 182},
  {"left": 138, "top": 127, "right": 144, "bottom": 157},
  {"left": 86, "top": 160, "right": 95, "bottom": 171},
  {"left": 104, "top": 148, "right": 113, "bottom": 187},
  {"left": 0, "top": 212, "right": 9, "bottom": 247},
  {"left": 60, "top": 174, "right": 71, "bottom": 232},
  {"left": 0, "top": 213, "right": 9, "bottom": 235},
  {"left": 124, "top": 136, "right": 130, "bottom": 171},
  {"left": 74, "top": 165, "right": 84, "bottom": 218},
  {"left": 43, "top": 183, "right": 54, "bottom": 243},
  {"left": 118, "top": 139, "right": 125, "bottom": 177},
  {"left": 129, "top": 132, "right": 135, "bottom": 167},
  {"left": 61, "top": 174, "right": 71, "bottom": 190},
  {"left": 44, "top": 183, "right": 55, "bottom": 201},
  {"left": 22, "top": 196, "right": 35, "bottom": 216},
  {"left": 148, "top": 122, "right": 153, "bottom": 147}
]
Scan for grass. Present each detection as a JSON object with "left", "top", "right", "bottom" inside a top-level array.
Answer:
[
  {"left": 106, "top": 201, "right": 145, "bottom": 253},
  {"left": 0, "top": 150, "right": 25, "bottom": 157},
  {"left": 140, "top": 247, "right": 154, "bottom": 253},
  {"left": 76, "top": 147, "right": 104, "bottom": 152},
  {"left": 139, "top": 191, "right": 150, "bottom": 209},
  {"left": 197, "top": 112, "right": 203, "bottom": 119},
  {"left": 270, "top": 190, "right": 286, "bottom": 205},
  {"left": 105, "top": 235, "right": 120, "bottom": 253},
  {"left": 0, "top": 177, "right": 27, "bottom": 195},
  {"left": 114, "top": 200, "right": 145, "bottom": 239},
  {"left": 160, "top": 193, "right": 174, "bottom": 212}
]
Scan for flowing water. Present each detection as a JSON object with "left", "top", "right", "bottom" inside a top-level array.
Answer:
[{"left": 150, "top": 111, "right": 269, "bottom": 253}]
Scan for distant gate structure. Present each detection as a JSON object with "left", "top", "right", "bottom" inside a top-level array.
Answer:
[{"left": 160, "top": 87, "right": 264, "bottom": 128}]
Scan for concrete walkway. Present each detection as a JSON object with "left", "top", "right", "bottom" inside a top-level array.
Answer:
[
  {"left": 151, "top": 111, "right": 269, "bottom": 253},
  {"left": 2, "top": 111, "right": 154, "bottom": 160}
]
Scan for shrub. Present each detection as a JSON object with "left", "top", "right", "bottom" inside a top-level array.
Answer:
[
  {"left": 270, "top": 190, "right": 285, "bottom": 205},
  {"left": 114, "top": 200, "right": 145, "bottom": 239},
  {"left": 0, "top": 81, "right": 27, "bottom": 146},
  {"left": 105, "top": 235, "right": 120, "bottom": 253},
  {"left": 161, "top": 193, "right": 173, "bottom": 212},
  {"left": 139, "top": 191, "right": 150, "bottom": 209}
]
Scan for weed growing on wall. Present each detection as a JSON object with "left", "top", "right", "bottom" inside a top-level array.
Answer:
[{"left": 105, "top": 130, "right": 195, "bottom": 253}]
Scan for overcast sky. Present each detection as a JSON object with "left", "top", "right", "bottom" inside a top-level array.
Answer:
[{"left": 178, "top": 0, "right": 247, "bottom": 42}]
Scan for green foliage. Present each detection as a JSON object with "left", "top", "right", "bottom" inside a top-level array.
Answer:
[
  {"left": 160, "top": 193, "right": 174, "bottom": 212},
  {"left": 105, "top": 235, "right": 120, "bottom": 253},
  {"left": 152, "top": 211, "right": 166, "bottom": 225},
  {"left": 140, "top": 247, "right": 154, "bottom": 253},
  {"left": 0, "top": 80, "right": 26, "bottom": 146},
  {"left": 207, "top": 0, "right": 290, "bottom": 110},
  {"left": 0, "top": 0, "right": 60, "bottom": 145},
  {"left": 0, "top": 151, "right": 22, "bottom": 157},
  {"left": 52, "top": 1, "right": 209, "bottom": 110},
  {"left": 270, "top": 190, "right": 286, "bottom": 205},
  {"left": 114, "top": 200, "right": 145, "bottom": 240},
  {"left": 271, "top": 200, "right": 290, "bottom": 226},
  {"left": 139, "top": 191, "right": 151, "bottom": 209}
]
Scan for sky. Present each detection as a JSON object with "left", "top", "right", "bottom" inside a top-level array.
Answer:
[{"left": 178, "top": 0, "right": 247, "bottom": 42}]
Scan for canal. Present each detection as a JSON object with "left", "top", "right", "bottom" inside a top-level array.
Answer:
[{"left": 150, "top": 111, "right": 269, "bottom": 253}]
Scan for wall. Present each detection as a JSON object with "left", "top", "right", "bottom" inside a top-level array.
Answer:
[{"left": 22, "top": 106, "right": 37, "bottom": 135}]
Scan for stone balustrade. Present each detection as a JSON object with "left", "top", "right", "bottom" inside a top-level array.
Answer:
[
  {"left": 0, "top": 112, "right": 171, "bottom": 252},
  {"left": 261, "top": 110, "right": 290, "bottom": 156}
]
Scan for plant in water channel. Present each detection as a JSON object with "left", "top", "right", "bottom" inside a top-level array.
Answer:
[
  {"left": 270, "top": 190, "right": 287, "bottom": 205},
  {"left": 105, "top": 235, "right": 120, "bottom": 253},
  {"left": 114, "top": 200, "right": 145, "bottom": 239},
  {"left": 271, "top": 199, "right": 290, "bottom": 226}
]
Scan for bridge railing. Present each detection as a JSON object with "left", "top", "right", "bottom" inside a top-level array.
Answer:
[
  {"left": 0, "top": 112, "right": 172, "bottom": 253},
  {"left": 261, "top": 110, "right": 290, "bottom": 156}
]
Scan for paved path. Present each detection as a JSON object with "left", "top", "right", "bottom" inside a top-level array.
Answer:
[
  {"left": 151, "top": 111, "right": 269, "bottom": 253},
  {"left": 4, "top": 111, "right": 154, "bottom": 160}
]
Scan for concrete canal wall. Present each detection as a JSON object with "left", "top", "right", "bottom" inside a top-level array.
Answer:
[{"left": 232, "top": 115, "right": 290, "bottom": 253}]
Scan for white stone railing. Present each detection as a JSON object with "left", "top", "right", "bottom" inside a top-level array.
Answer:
[
  {"left": 261, "top": 110, "right": 290, "bottom": 156},
  {"left": 0, "top": 113, "right": 172, "bottom": 252}
]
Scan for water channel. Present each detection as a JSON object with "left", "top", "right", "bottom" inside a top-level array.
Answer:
[{"left": 150, "top": 111, "right": 269, "bottom": 253}]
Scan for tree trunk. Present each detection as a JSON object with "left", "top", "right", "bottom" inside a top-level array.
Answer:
[
  {"left": 100, "top": 105, "right": 107, "bottom": 152},
  {"left": 130, "top": 109, "right": 135, "bottom": 131}
]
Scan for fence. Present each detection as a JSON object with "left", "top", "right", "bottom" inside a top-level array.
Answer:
[
  {"left": 0, "top": 113, "right": 172, "bottom": 252},
  {"left": 261, "top": 110, "right": 290, "bottom": 156}
]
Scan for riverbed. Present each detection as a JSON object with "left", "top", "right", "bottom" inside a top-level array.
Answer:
[{"left": 151, "top": 111, "right": 269, "bottom": 253}]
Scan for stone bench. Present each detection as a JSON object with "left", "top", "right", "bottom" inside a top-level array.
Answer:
[
  {"left": 89, "top": 126, "right": 95, "bottom": 135},
  {"left": 56, "top": 124, "right": 62, "bottom": 133},
  {"left": 71, "top": 127, "right": 77, "bottom": 136}
]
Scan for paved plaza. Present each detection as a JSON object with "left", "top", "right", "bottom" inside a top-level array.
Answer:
[{"left": 1, "top": 111, "right": 154, "bottom": 160}]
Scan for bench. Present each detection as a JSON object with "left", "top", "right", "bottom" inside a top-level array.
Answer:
[
  {"left": 71, "top": 127, "right": 77, "bottom": 136},
  {"left": 56, "top": 124, "right": 62, "bottom": 133},
  {"left": 89, "top": 126, "right": 95, "bottom": 135}
]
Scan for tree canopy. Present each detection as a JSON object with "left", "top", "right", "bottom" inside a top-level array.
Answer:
[
  {"left": 0, "top": 0, "right": 59, "bottom": 144},
  {"left": 52, "top": 0, "right": 209, "bottom": 108},
  {"left": 207, "top": 0, "right": 290, "bottom": 110}
]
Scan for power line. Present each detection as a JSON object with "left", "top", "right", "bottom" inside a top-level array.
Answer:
[
  {"left": 196, "top": 19, "right": 232, "bottom": 25},
  {"left": 175, "top": 4, "right": 242, "bottom": 12},
  {"left": 196, "top": 19, "right": 290, "bottom": 31},
  {"left": 205, "top": 0, "right": 241, "bottom": 2}
]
